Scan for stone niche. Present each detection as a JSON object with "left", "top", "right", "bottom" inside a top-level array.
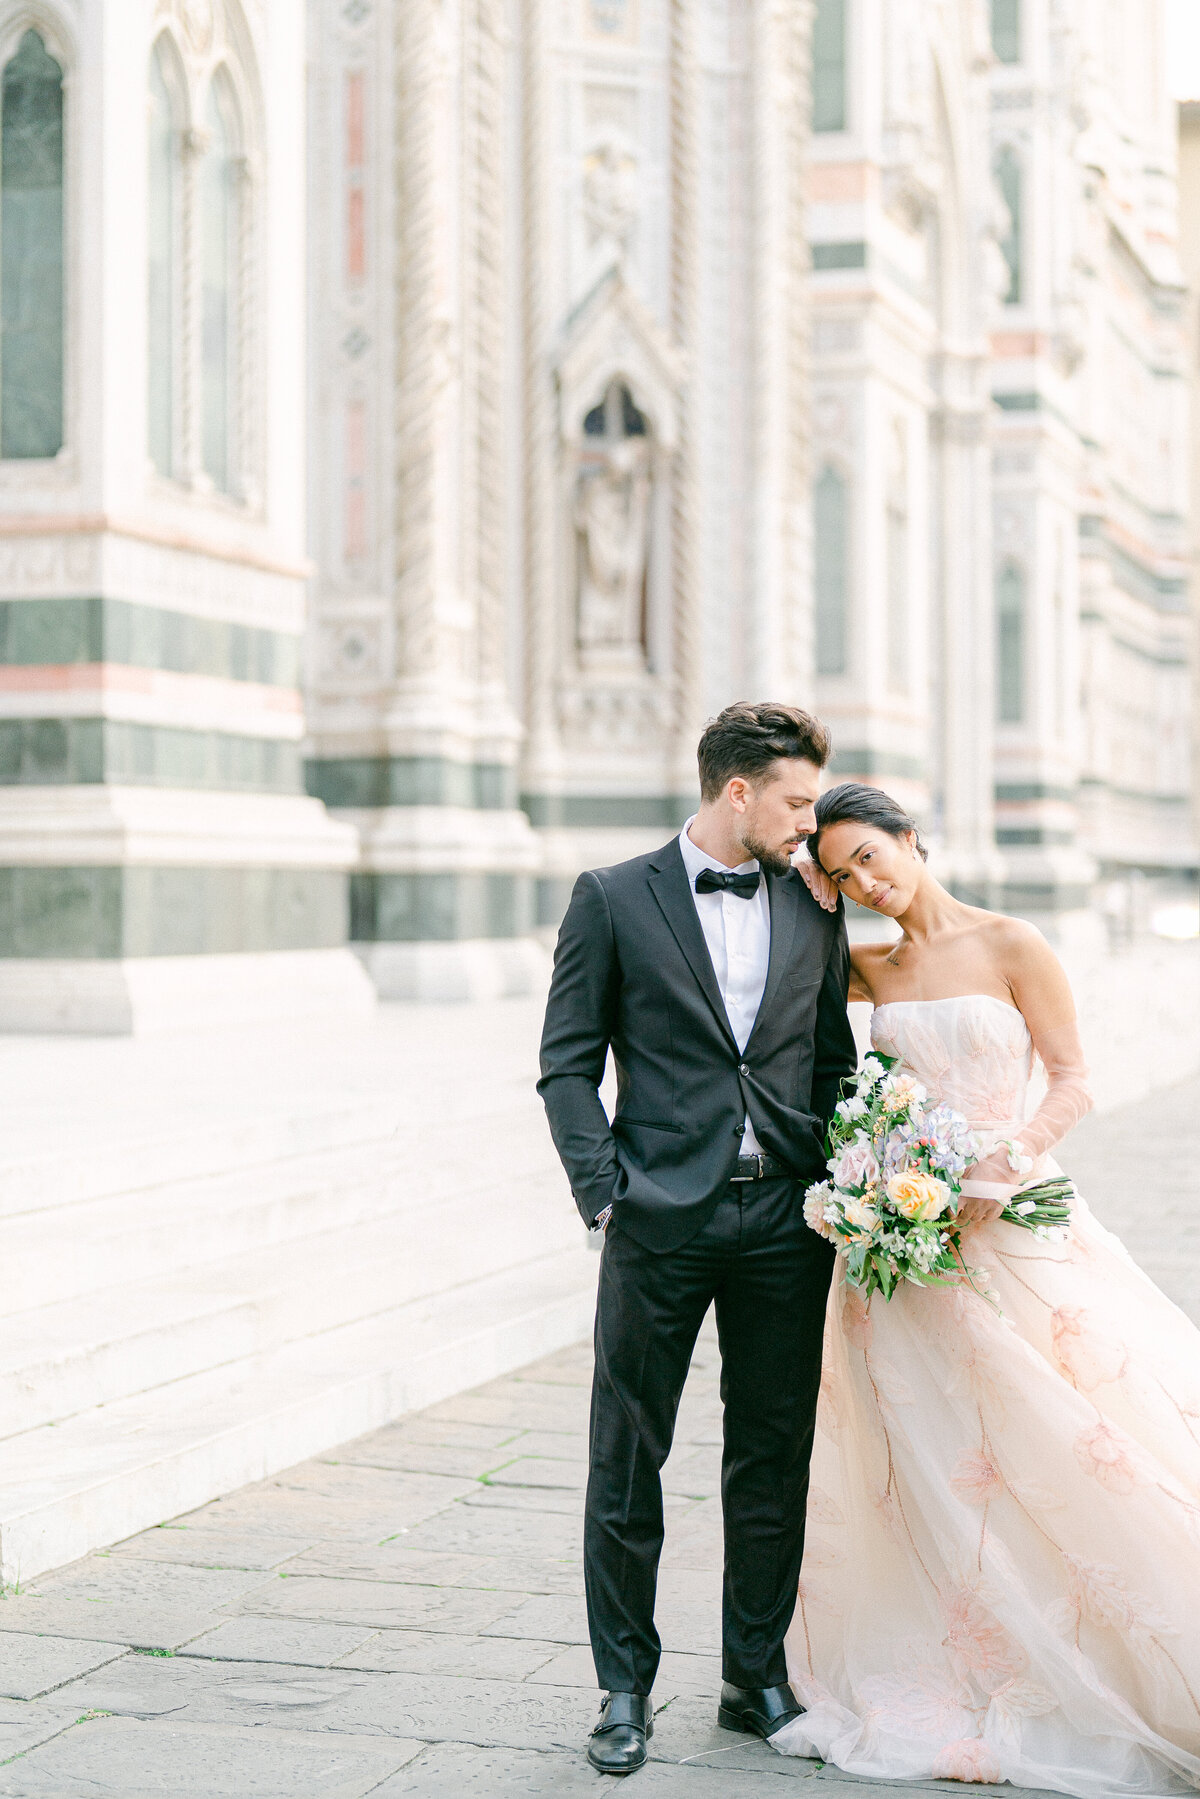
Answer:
[{"left": 554, "top": 270, "right": 683, "bottom": 755}]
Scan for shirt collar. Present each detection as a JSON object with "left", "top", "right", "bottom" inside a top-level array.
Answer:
[{"left": 679, "top": 816, "right": 760, "bottom": 883}]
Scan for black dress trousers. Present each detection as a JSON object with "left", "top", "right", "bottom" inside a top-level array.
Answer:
[{"left": 584, "top": 1175, "right": 835, "bottom": 1696}]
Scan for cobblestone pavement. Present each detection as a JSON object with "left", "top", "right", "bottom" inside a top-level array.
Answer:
[{"left": 0, "top": 1079, "right": 1196, "bottom": 1797}]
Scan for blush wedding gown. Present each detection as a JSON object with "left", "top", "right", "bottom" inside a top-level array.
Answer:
[{"left": 772, "top": 995, "right": 1200, "bottom": 1797}]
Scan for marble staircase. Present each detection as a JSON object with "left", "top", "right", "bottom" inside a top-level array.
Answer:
[{"left": 0, "top": 998, "right": 598, "bottom": 1587}]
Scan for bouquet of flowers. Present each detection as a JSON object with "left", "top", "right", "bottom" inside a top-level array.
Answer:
[{"left": 803, "top": 1054, "right": 1072, "bottom": 1302}]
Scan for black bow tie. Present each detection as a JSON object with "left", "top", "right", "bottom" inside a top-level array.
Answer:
[{"left": 695, "top": 866, "right": 761, "bottom": 900}]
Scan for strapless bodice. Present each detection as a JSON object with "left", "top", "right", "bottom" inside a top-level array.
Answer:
[{"left": 869, "top": 992, "right": 1033, "bottom": 1129}]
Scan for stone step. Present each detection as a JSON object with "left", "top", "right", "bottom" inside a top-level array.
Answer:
[
  {"left": 1, "top": 1105, "right": 557, "bottom": 1317},
  {"left": 0, "top": 1094, "right": 399, "bottom": 1222},
  {"left": 0, "top": 1243, "right": 599, "bottom": 1587},
  {"left": 0, "top": 1178, "right": 580, "bottom": 1438},
  {"left": 0, "top": 1048, "right": 538, "bottom": 1225}
]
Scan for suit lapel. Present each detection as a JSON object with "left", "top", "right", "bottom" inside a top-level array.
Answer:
[
  {"left": 647, "top": 839, "right": 738, "bottom": 1049},
  {"left": 745, "top": 870, "right": 810, "bottom": 1052}
]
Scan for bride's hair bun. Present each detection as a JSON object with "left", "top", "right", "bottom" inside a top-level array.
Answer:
[{"left": 808, "top": 781, "right": 928, "bottom": 870}]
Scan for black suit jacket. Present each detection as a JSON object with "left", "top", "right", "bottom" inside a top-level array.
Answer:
[{"left": 537, "top": 835, "right": 859, "bottom": 1252}]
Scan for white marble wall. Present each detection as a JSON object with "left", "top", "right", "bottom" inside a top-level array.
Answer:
[{"left": 0, "top": 0, "right": 369, "bottom": 1031}]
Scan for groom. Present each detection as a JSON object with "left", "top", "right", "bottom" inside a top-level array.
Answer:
[{"left": 538, "top": 701, "right": 857, "bottom": 1775}]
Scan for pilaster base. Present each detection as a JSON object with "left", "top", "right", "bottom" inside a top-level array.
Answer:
[
  {"left": 533, "top": 824, "right": 681, "bottom": 929},
  {"left": 994, "top": 845, "right": 1100, "bottom": 920},
  {"left": 337, "top": 803, "right": 549, "bottom": 998},
  {"left": 354, "top": 937, "right": 550, "bottom": 1003},
  {"left": 0, "top": 948, "right": 376, "bottom": 1035}
]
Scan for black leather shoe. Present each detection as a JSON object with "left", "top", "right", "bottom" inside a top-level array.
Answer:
[
  {"left": 717, "top": 1680, "right": 805, "bottom": 1740},
  {"left": 587, "top": 1692, "right": 653, "bottom": 1775}
]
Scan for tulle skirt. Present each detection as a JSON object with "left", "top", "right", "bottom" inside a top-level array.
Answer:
[{"left": 775, "top": 1181, "right": 1200, "bottom": 1797}]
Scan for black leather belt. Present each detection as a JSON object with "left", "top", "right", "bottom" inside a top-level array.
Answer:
[{"left": 730, "top": 1152, "right": 791, "bottom": 1182}]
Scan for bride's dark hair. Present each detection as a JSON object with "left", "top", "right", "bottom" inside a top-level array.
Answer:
[{"left": 807, "top": 781, "right": 928, "bottom": 872}]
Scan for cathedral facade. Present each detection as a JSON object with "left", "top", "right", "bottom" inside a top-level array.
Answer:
[{"left": 0, "top": 0, "right": 1193, "bottom": 1026}]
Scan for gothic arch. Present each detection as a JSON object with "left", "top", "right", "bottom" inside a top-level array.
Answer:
[
  {"left": 0, "top": 2, "right": 73, "bottom": 71},
  {"left": 0, "top": 9, "right": 73, "bottom": 463},
  {"left": 144, "top": 1, "right": 264, "bottom": 508},
  {"left": 553, "top": 270, "right": 683, "bottom": 703}
]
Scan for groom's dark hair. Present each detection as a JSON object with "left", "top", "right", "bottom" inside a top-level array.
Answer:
[{"left": 697, "top": 701, "right": 831, "bottom": 801}]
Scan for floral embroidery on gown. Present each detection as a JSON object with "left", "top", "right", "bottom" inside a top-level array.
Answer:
[{"left": 773, "top": 996, "right": 1200, "bottom": 1798}]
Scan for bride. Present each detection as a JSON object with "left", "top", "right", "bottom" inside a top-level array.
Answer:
[{"left": 780, "top": 781, "right": 1200, "bottom": 1797}]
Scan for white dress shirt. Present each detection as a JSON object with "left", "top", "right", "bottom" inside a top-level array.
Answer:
[{"left": 678, "top": 818, "right": 770, "bottom": 1156}]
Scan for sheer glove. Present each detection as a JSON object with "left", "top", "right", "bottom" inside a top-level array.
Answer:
[{"left": 961, "top": 1017, "right": 1093, "bottom": 1211}]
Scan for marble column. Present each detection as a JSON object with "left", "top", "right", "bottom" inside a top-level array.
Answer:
[
  {"left": 0, "top": 0, "right": 370, "bottom": 1032},
  {"left": 305, "top": 0, "right": 542, "bottom": 1000}
]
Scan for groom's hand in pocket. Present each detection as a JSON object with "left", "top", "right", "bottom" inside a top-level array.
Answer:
[{"left": 795, "top": 854, "right": 839, "bottom": 912}]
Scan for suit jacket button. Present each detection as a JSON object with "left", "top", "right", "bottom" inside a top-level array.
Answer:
[
  {"left": 733, "top": 1124, "right": 744, "bottom": 1136},
  {"left": 738, "top": 1062, "right": 750, "bottom": 1076}
]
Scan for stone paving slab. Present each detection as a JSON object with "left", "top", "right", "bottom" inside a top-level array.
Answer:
[
  {"left": 394, "top": 1499, "right": 585, "bottom": 1558},
  {"left": 526, "top": 1643, "right": 723, "bottom": 1696},
  {"left": 228, "top": 1575, "right": 521, "bottom": 1635},
  {"left": 279, "top": 1541, "right": 584, "bottom": 1595},
  {"left": 110, "top": 1527, "right": 318, "bottom": 1572},
  {"left": 365, "top": 1739, "right": 1031, "bottom": 1797},
  {"left": 0, "top": 1701, "right": 83, "bottom": 1766},
  {"left": 0, "top": 1078, "right": 1192, "bottom": 1795},
  {"left": 179, "top": 1617, "right": 380, "bottom": 1669},
  {"left": 0, "top": 1716, "right": 425, "bottom": 1797},
  {"left": 53, "top": 1656, "right": 602, "bottom": 1750},
  {"left": 0, "top": 1633, "right": 128, "bottom": 1701},
  {"left": 0, "top": 1561, "right": 269, "bottom": 1650},
  {"left": 341, "top": 1629, "right": 562, "bottom": 1679}
]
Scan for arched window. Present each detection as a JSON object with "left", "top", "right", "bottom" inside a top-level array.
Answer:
[
  {"left": 993, "top": 145, "right": 1022, "bottom": 306},
  {"left": 0, "top": 30, "right": 64, "bottom": 459},
  {"left": 996, "top": 559, "right": 1025, "bottom": 723},
  {"left": 814, "top": 463, "right": 848, "bottom": 676},
  {"left": 991, "top": 0, "right": 1020, "bottom": 64},
  {"left": 812, "top": 0, "right": 846, "bottom": 134},
  {"left": 147, "top": 43, "right": 180, "bottom": 477},
  {"left": 886, "top": 424, "right": 908, "bottom": 694},
  {"left": 200, "top": 75, "right": 240, "bottom": 495}
]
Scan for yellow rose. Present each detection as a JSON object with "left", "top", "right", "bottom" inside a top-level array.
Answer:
[
  {"left": 843, "top": 1195, "right": 881, "bottom": 1234},
  {"left": 885, "top": 1170, "right": 952, "bottom": 1223}
]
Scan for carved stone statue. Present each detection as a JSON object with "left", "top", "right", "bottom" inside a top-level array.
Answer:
[
  {"left": 574, "top": 433, "right": 651, "bottom": 668},
  {"left": 583, "top": 138, "right": 639, "bottom": 256}
]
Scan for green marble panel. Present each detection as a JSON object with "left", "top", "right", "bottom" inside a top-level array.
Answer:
[
  {"left": 996, "top": 880, "right": 1093, "bottom": 913},
  {"left": 996, "top": 828, "right": 1074, "bottom": 847},
  {"left": 350, "top": 871, "right": 534, "bottom": 943},
  {"left": 307, "top": 756, "right": 516, "bottom": 811},
  {"left": 536, "top": 876, "right": 576, "bottom": 930},
  {"left": 994, "top": 782, "right": 1077, "bottom": 804},
  {"left": 0, "top": 865, "right": 121, "bottom": 956},
  {"left": 520, "top": 793, "right": 692, "bottom": 829},
  {"left": 0, "top": 718, "right": 302, "bottom": 792},
  {"left": 827, "top": 747, "right": 925, "bottom": 781},
  {"left": 0, "top": 865, "right": 347, "bottom": 957},
  {"left": 0, "top": 716, "right": 102, "bottom": 781},
  {"left": 0, "top": 597, "right": 301, "bottom": 685},
  {"left": 811, "top": 241, "right": 866, "bottom": 270}
]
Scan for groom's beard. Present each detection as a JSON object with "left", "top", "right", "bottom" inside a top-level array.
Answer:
[{"left": 739, "top": 829, "right": 800, "bottom": 877}]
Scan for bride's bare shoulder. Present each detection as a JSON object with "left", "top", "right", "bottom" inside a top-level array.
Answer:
[
  {"left": 848, "top": 940, "right": 892, "bottom": 1002},
  {"left": 969, "top": 908, "right": 1069, "bottom": 989}
]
